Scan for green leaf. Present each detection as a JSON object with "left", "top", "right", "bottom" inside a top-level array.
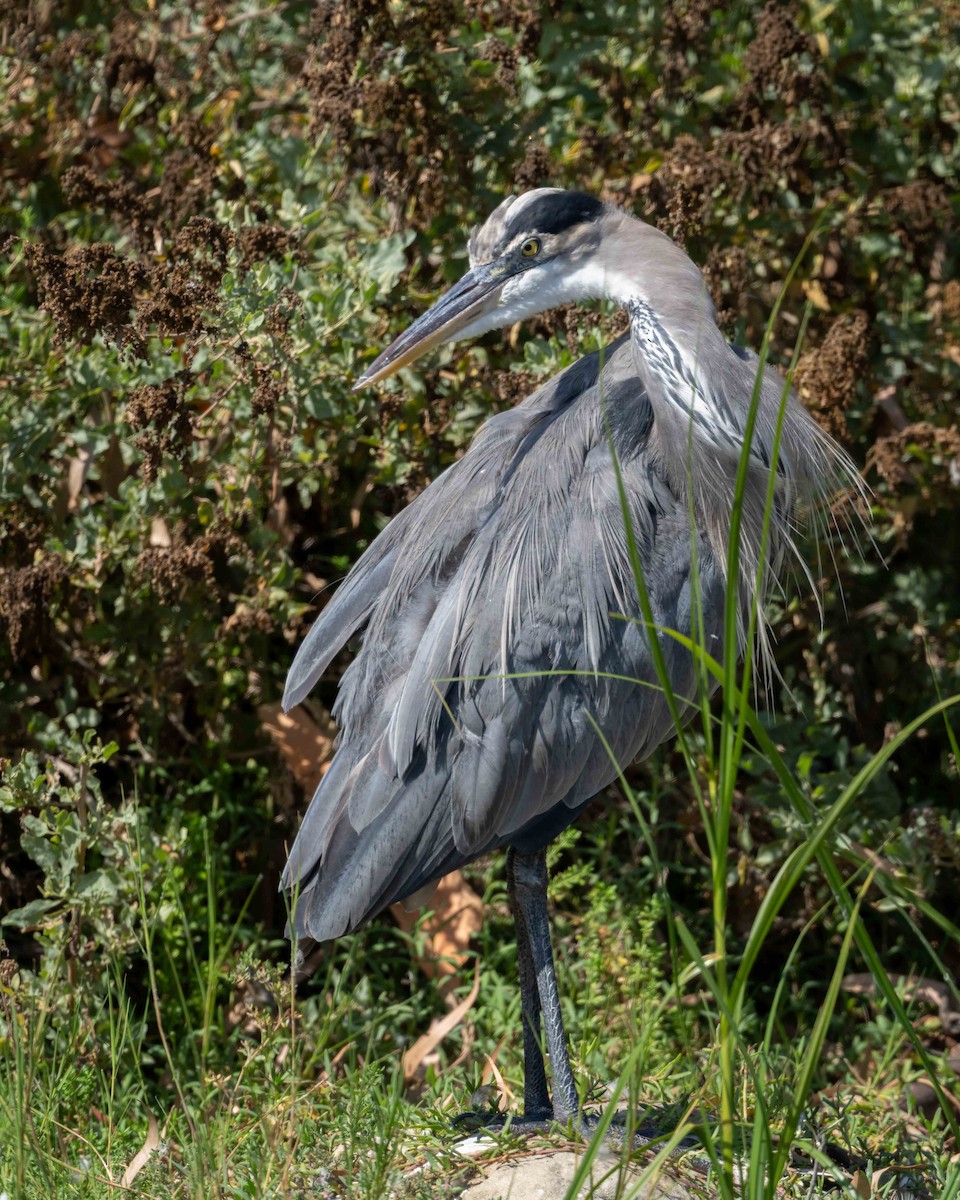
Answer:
[
  {"left": 74, "top": 868, "right": 122, "bottom": 903},
  {"left": 363, "top": 231, "right": 415, "bottom": 290},
  {"left": 1, "top": 897, "right": 62, "bottom": 928}
]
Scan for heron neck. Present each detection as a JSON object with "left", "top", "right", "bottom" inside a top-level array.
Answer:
[
  {"left": 593, "top": 213, "right": 714, "bottom": 323},
  {"left": 625, "top": 296, "right": 751, "bottom": 456}
]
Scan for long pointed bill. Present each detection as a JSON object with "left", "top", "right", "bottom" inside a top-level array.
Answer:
[{"left": 353, "top": 264, "right": 507, "bottom": 390}]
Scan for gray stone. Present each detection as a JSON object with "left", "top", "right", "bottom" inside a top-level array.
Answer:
[{"left": 459, "top": 1149, "right": 710, "bottom": 1200}]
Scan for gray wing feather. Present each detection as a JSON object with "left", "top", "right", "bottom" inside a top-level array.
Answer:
[
  {"left": 282, "top": 450, "right": 479, "bottom": 712},
  {"left": 282, "top": 550, "right": 398, "bottom": 710}
]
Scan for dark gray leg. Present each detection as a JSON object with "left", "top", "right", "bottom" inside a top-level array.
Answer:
[
  {"left": 455, "top": 850, "right": 715, "bottom": 1156},
  {"left": 505, "top": 848, "right": 551, "bottom": 1120},
  {"left": 511, "top": 847, "right": 580, "bottom": 1122}
]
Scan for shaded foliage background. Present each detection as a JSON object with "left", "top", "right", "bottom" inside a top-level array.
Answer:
[{"left": 1, "top": 0, "right": 959, "bottom": 1141}]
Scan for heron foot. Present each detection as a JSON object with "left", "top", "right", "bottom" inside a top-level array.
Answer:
[
  {"left": 451, "top": 1104, "right": 705, "bottom": 1156},
  {"left": 450, "top": 1109, "right": 555, "bottom": 1135}
]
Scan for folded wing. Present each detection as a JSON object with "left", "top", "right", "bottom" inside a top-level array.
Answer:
[{"left": 282, "top": 338, "right": 725, "bottom": 941}]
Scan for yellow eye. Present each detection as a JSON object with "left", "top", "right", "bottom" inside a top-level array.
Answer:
[{"left": 520, "top": 237, "right": 541, "bottom": 258}]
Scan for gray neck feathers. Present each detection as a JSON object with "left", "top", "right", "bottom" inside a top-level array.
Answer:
[{"left": 605, "top": 211, "right": 855, "bottom": 683}]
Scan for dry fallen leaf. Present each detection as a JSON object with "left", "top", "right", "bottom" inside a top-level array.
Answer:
[
  {"left": 120, "top": 1112, "right": 160, "bottom": 1187},
  {"left": 150, "top": 516, "right": 172, "bottom": 548},
  {"left": 258, "top": 701, "right": 336, "bottom": 793},
  {"left": 803, "top": 277, "right": 832, "bottom": 311},
  {"left": 850, "top": 1169, "right": 871, "bottom": 1198},
  {"left": 66, "top": 446, "right": 93, "bottom": 511},
  {"left": 403, "top": 962, "right": 481, "bottom": 1085},
  {"left": 480, "top": 1036, "right": 513, "bottom": 1108},
  {"left": 391, "top": 869, "right": 484, "bottom": 989}
]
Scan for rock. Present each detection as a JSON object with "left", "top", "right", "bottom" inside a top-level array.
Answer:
[{"left": 459, "top": 1149, "right": 709, "bottom": 1199}]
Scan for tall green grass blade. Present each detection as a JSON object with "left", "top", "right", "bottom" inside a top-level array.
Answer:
[{"left": 769, "top": 873, "right": 870, "bottom": 1183}]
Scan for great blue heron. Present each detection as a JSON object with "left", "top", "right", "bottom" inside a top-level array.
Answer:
[{"left": 282, "top": 189, "right": 856, "bottom": 1128}]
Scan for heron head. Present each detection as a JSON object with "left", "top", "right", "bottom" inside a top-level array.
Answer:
[{"left": 353, "top": 189, "right": 611, "bottom": 389}]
